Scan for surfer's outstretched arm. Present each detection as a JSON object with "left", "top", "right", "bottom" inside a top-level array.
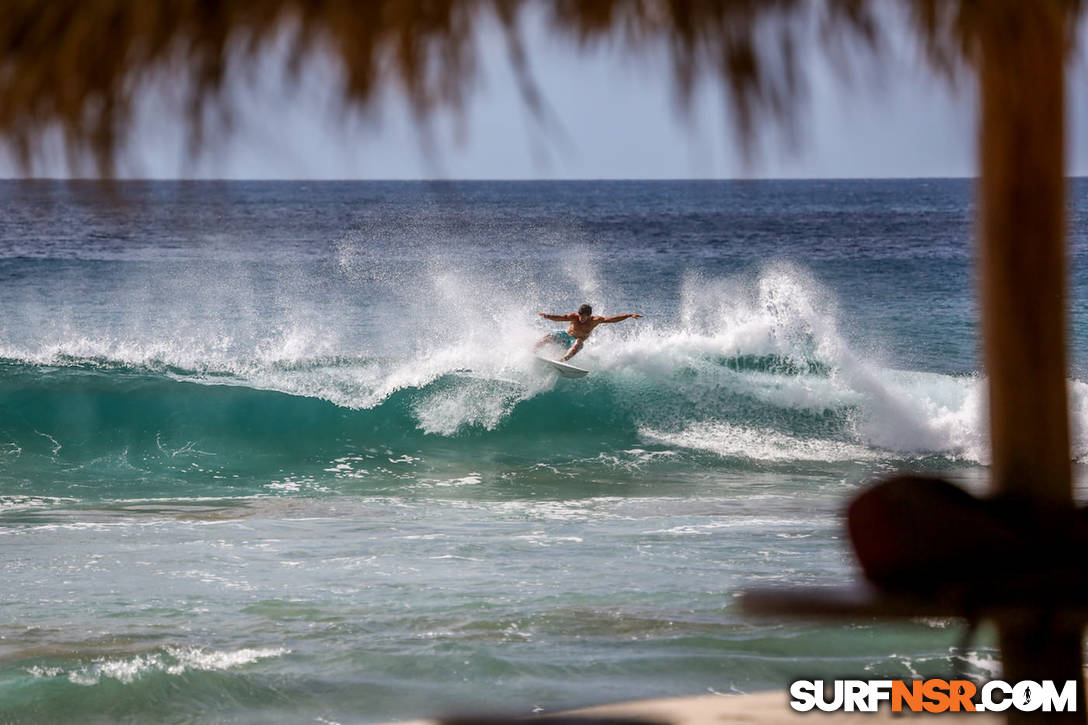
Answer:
[
  {"left": 538, "top": 312, "right": 575, "bottom": 322},
  {"left": 599, "top": 313, "right": 642, "bottom": 323}
]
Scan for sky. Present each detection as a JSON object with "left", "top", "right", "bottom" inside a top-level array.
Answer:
[{"left": 9, "top": 8, "right": 1088, "bottom": 180}]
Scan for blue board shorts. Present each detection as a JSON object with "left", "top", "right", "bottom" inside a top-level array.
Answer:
[{"left": 548, "top": 330, "right": 577, "bottom": 347}]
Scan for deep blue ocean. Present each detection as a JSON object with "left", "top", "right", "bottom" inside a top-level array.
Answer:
[{"left": 1, "top": 179, "right": 1087, "bottom": 724}]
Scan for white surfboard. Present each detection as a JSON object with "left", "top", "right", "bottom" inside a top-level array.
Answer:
[{"left": 535, "top": 356, "right": 589, "bottom": 378}]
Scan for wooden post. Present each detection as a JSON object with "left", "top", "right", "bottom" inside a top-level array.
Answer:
[{"left": 977, "top": 3, "right": 1082, "bottom": 722}]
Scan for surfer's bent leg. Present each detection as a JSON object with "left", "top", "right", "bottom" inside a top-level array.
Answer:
[
  {"left": 561, "top": 339, "right": 583, "bottom": 361},
  {"left": 538, "top": 330, "right": 574, "bottom": 355}
]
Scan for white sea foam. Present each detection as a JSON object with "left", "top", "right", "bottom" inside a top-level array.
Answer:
[
  {"left": 615, "top": 263, "right": 988, "bottom": 461},
  {"left": 31, "top": 646, "right": 290, "bottom": 686},
  {"left": 640, "top": 423, "right": 881, "bottom": 463},
  {"left": 960, "top": 651, "right": 1002, "bottom": 678},
  {"left": 164, "top": 646, "right": 289, "bottom": 674},
  {"left": 645, "top": 518, "right": 809, "bottom": 535},
  {"left": 0, "top": 495, "right": 77, "bottom": 512}
]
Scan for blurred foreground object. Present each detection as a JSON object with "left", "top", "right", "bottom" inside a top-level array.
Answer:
[{"left": 0, "top": 0, "right": 925, "bottom": 175}]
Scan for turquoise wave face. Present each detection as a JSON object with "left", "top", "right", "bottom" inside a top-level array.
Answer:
[
  {"left": 0, "top": 343, "right": 996, "bottom": 504},
  {"left": 0, "top": 252, "right": 1015, "bottom": 501}
]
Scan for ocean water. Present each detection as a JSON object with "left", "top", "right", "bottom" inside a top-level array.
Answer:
[{"left": 1, "top": 178, "right": 1086, "bottom": 723}]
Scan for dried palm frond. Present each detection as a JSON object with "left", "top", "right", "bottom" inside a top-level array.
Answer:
[
  {"left": 0, "top": 0, "right": 486, "bottom": 174},
  {"left": 0, "top": 0, "right": 1082, "bottom": 175}
]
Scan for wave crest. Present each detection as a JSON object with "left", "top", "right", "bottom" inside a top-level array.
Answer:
[{"left": 1, "top": 263, "right": 1077, "bottom": 467}]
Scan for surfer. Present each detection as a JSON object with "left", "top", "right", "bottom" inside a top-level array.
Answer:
[{"left": 536, "top": 304, "right": 642, "bottom": 361}]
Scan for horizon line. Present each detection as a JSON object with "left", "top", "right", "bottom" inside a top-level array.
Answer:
[{"left": 0, "top": 175, "right": 989, "bottom": 183}]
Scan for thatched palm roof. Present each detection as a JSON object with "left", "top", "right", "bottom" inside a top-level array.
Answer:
[{"left": 5, "top": 0, "right": 1069, "bottom": 175}]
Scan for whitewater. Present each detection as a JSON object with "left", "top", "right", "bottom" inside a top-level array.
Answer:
[
  {"left": 0, "top": 262, "right": 1039, "bottom": 469},
  {"left": 1, "top": 179, "right": 1087, "bottom": 724}
]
